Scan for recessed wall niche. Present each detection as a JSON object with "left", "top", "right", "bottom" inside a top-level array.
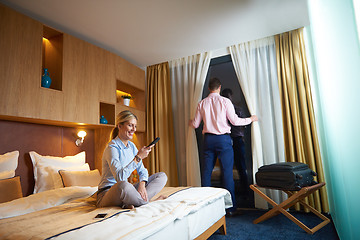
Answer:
[
  {"left": 42, "top": 25, "right": 63, "bottom": 91},
  {"left": 99, "top": 102, "right": 115, "bottom": 126}
]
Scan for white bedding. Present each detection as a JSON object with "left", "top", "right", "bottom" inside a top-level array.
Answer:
[
  {"left": 145, "top": 195, "right": 226, "bottom": 240},
  {"left": 0, "top": 186, "right": 231, "bottom": 240},
  {"left": 54, "top": 187, "right": 232, "bottom": 240},
  {"left": 0, "top": 186, "right": 98, "bottom": 219}
]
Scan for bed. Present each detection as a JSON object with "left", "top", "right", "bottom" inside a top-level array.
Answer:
[
  {"left": 0, "top": 186, "right": 231, "bottom": 240},
  {"left": 0, "top": 121, "right": 232, "bottom": 240}
]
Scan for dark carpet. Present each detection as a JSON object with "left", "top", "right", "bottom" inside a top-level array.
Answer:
[{"left": 209, "top": 209, "right": 339, "bottom": 240}]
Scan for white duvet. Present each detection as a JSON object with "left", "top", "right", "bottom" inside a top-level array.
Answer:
[
  {"left": 55, "top": 187, "right": 232, "bottom": 240},
  {"left": 0, "top": 186, "right": 97, "bottom": 219},
  {"left": 0, "top": 186, "right": 232, "bottom": 240}
]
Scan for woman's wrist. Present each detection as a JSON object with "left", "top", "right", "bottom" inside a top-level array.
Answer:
[{"left": 134, "top": 155, "right": 142, "bottom": 163}]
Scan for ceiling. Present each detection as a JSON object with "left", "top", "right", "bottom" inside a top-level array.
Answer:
[{"left": 1, "top": 0, "right": 309, "bottom": 69}]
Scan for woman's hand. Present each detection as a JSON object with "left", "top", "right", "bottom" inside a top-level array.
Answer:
[
  {"left": 137, "top": 181, "right": 148, "bottom": 201},
  {"left": 136, "top": 146, "right": 152, "bottom": 160}
]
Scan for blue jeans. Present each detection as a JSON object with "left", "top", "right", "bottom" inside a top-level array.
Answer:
[{"left": 201, "top": 134, "right": 236, "bottom": 211}]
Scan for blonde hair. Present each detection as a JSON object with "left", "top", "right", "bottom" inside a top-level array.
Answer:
[{"left": 111, "top": 110, "right": 138, "bottom": 140}]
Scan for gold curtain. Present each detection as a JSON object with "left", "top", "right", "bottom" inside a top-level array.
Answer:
[
  {"left": 146, "top": 62, "right": 178, "bottom": 187},
  {"left": 275, "top": 28, "right": 329, "bottom": 213}
]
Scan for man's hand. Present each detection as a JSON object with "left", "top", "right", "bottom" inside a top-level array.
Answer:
[
  {"left": 188, "top": 119, "right": 193, "bottom": 127},
  {"left": 250, "top": 115, "right": 258, "bottom": 122}
]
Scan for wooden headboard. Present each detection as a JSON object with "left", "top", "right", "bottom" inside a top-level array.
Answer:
[{"left": 0, "top": 120, "right": 95, "bottom": 196}]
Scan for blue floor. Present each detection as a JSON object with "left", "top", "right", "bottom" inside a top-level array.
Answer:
[{"left": 209, "top": 209, "right": 339, "bottom": 240}]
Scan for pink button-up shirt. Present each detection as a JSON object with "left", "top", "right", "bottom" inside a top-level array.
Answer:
[{"left": 191, "top": 93, "right": 252, "bottom": 135}]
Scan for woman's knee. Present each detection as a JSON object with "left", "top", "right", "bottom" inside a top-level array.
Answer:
[
  {"left": 117, "top": 181, "right": 133, "bottom": 191},
  {"left": 159, "top": 171, "right": 167, "bottom": 178},
  {"left": 158, "top": 172, "right": 167, "bottom": 181}
]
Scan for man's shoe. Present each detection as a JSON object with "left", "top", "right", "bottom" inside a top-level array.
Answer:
[{"left": 226, "top": 209, "right": 242, "bottom": 218}]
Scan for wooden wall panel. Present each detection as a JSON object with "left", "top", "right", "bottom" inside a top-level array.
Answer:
[
  {"left": 98, "top": 51, "right": 116, "bottom": 104},
  {"left": 115, "top": 57, "right": 145, "bottom": 91},
  {"left": 0, "top": 4, "right": 42, "bottom": 118},
  {"left": 37, "top": 88, "right": 63, "bottom": 121},
  {"left": 62, "top": 34, "right": 99, "bottom": 124}
]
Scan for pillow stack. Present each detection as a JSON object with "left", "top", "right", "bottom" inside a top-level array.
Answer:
[{"left": 29, "top": 151, "right": 89, "bottom": 193}]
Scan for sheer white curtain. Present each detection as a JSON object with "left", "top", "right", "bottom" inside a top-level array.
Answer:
[
  {"left": 230, "top": 37, "right": 286, "bottom": 208},
  {"left": 169, "top": 52, "right": 212, "bottom": 186}
]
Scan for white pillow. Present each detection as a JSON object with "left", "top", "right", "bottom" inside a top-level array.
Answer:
[
  {"left": 59, "top": 169, "right": 101, "bottom": 187},
  {"left": 29, "top": 151, "right": 89, "bottom": 193},
  {"left": 0, "top": 151, "right": 19, "bottom": 180},
  {"left": 0, "top": 171, "right": 15, "bottom": 180}
]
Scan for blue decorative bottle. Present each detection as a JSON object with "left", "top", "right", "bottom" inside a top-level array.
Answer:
[
  {"left": 41, "top": 68, "right": 52, "bottom": 88},
  {"left": 100, "top": 115, "right": 108, "bottom": 124}
]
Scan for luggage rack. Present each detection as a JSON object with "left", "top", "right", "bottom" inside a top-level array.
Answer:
[{"left": 250, "top": 182, "right": 330, "bottom": 234}]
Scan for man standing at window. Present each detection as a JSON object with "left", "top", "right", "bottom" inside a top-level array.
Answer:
[{"left": 189, "top": 78, "right": 258, "bottom": 217}]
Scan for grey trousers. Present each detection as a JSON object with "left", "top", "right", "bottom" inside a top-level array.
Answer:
[{"left": 96, "top": 172, "right": 167, "bottom": 208}]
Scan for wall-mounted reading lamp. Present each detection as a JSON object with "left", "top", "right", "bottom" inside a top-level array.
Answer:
[{"left": 75, "top": 130, "right": 87, "bottom": 146}]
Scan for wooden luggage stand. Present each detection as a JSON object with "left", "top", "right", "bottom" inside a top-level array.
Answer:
[{"left": 250, "top": 182, "right": 330, "bottom": 234}]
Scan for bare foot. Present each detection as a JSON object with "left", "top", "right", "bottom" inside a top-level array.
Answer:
[
  {"left": 123, "top": 204, "right": 134, "bottom": 209},
  {"left": 154, "top": 195, "right": 168, "bottom": 201}
]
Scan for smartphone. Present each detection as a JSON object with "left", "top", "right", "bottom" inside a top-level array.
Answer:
[
  {"left": 95, "top": 213, "right": 107, "bottom": 219},
  {"left": 147, "top": 137, "right": 160, "bottom": 147}
]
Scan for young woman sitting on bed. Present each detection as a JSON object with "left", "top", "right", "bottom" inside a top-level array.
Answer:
[{"left": 97, "top": 110, "right": 167, "bottom": 209}]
